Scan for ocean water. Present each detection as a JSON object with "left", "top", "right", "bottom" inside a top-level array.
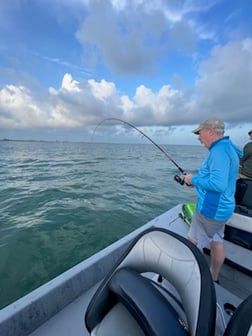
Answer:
[{"left": 0, "top": 140, "right": 205, "bottom": 309}]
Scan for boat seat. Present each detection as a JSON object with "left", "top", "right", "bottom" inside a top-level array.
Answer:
[
  {"left": 85, "top": 227, "right": 216, "bottom": 336},
  {"left": 89, "top": 268, "right": 188, "bottom": 336},
  {"left": 223, "top": 294, "right": 252, "bottom": 336},
  {"left": 225, "top": 179, "right": 252, "bottom": 249}
]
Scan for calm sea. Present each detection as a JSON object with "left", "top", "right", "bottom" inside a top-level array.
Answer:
[{"left": 0, "top": 141, "right": 205, "bottom": 309}]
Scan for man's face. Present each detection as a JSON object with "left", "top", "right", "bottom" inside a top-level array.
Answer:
[{"left": 197, "top": 128, "right": 213, "bottom": 148}]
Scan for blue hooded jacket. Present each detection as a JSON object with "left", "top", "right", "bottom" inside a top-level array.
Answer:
[{"left": 191, "top": 136, "right": 243, "bottom": 221}]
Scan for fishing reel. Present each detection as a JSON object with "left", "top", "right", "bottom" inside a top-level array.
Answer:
[{"left": 174, "top": 174, "right": 185, "bottom": 185}]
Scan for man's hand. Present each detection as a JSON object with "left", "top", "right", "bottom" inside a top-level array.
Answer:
[{"left": 184, "top": 173, "right": 193, "bottom": 187}]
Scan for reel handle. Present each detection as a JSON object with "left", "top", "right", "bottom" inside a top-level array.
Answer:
[{"left": 174, "top": 174, "right": 185, "bottom": 185}]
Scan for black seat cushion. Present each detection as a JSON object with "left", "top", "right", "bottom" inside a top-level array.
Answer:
[{"left": 86, "top": 268, "right": 189, "bottom": 336}]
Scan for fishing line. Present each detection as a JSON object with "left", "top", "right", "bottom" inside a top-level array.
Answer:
[{"left": 92, "top": 118, "right": 186, "bottom": 185}]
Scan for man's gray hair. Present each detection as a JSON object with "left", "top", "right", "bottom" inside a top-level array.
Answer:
[{"left": 214, "top": 127, "right": 225, "bottom": 135}]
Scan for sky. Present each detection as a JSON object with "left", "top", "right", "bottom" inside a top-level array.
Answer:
[{"left": 0, "top": 0, "right": 252, "bottom": 146}]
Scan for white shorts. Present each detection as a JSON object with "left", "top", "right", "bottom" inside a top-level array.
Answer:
[{"left": 188, "top": 210, "right": 227, "bottom": 250}]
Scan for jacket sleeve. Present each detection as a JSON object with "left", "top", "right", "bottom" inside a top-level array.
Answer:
[{"left": 191, "top": 147, "right": 229, "bottom": 193}]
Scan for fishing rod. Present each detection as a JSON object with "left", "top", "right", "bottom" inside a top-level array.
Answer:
[{"left": 92, "top": 118, "right": 186, "bottom": 185}]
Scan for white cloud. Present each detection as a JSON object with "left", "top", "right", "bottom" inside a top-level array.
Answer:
[
  {"left": 0, "top": 85, "right": 48, "bottom": 127},
  {"left": 1, "top": 38, "right": 252, "bottom": 134},
  {"left": 61, "top": 73, "right": 81, "bottom": 93},
  {"left": 88, "top": 79, "right": 116, "bottom": 100},
  {"left": 75, "top": 0, "right": 213, "bottom": 76},
  {"left": 73, "top": 0, "right": 227, "bottom": 78},
  {"left": 195, "top": 39, "right": 252, "bottom": 121}
]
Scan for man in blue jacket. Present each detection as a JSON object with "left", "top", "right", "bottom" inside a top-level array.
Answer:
[{"left": 184, "top": 118, "right": 242, "bottom": 282}]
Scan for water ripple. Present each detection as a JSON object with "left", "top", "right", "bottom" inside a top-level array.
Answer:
[{"left": 0, "top": 141, "right": 204, "bottom": 309}]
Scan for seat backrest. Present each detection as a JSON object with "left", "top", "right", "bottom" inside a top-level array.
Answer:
[
  {"left": 85, "top": 228, "right": 216, "bottom": 336},
  {"left": 223, "top": 294, "right": 252, "bottom": 336}
]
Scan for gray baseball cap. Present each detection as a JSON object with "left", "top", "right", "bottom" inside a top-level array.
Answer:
[{"left": 192, "top": 118, "right": 225, "bottom": 135}]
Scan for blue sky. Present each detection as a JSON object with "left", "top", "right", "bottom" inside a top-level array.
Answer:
[{"left": 0, "top": 0, "right": 252, "bottom": 145}]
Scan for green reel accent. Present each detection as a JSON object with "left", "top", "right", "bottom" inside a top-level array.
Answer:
[{"left": 179, "top": 203, "right": 196, "bottom": 226}]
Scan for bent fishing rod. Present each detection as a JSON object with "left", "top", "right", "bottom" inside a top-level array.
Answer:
[{"left": 93, "top": 118, "right": 186, "bottom": 185}]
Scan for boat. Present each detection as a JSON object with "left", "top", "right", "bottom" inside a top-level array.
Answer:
[{"left": 0, "top": 200, "right": 251, "bottom": 335}]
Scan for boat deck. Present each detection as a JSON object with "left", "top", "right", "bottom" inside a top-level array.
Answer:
[
  {"left": 31, "top": 205, "right": 252, "bottom": 336},
  {"left": 29, "top": 281, "right": 243, "bottom": 336},
  {"left": 31, "top": 284, "right": 98, "bottom": 336},
  {"left": 1, "top": 204, "right": 252, "bottom": 336}
]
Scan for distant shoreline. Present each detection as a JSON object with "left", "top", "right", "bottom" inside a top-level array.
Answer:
[
  {"left": 0, "top": 138, "right": 60, "bottom": 143},
  {"left": 0, "top": 138, "right": 203, "bottom": 146}
]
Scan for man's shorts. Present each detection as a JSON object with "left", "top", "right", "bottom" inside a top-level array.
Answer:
[{"left": 188, "top": 210, "right": 227, "bottom": 250}]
